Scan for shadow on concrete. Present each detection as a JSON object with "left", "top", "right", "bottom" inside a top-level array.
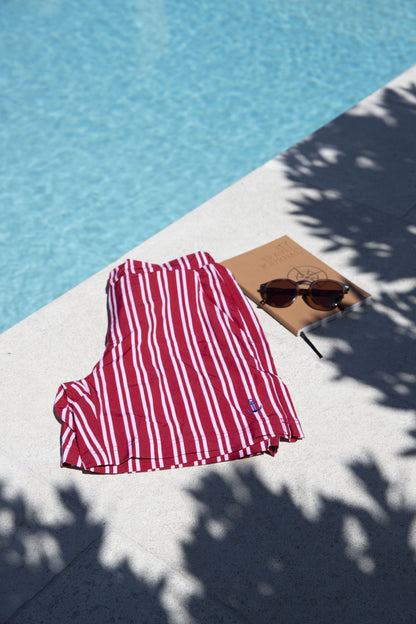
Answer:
[
  {"left": 278, "top": 80, "right": 416, "bottom": 423},
  {"left": 2, "top": 457, "right": 414, "bottom": 623},
  {"left": 183, "top": 460, "right": 416, "bottom": 623},
  {"left": 0, "top": 484, "right": 168, "bottom": 624}
]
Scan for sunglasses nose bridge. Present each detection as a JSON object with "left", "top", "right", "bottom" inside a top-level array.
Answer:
[{"left": 298, "top": 285, "right": 311, "bottom": 297}]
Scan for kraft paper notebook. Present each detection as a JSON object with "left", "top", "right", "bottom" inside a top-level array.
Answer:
[{"left": 221, "top": 235, "right": 371, "bottom": 343}]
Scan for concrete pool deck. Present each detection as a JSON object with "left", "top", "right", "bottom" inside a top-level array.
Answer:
[{"left": 1, "top": 65, "right": 416, "bottom": 623}]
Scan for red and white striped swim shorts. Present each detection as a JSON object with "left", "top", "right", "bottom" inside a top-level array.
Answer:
[{"left": 54, "top": 252, "right": 303, "bottom": 473}]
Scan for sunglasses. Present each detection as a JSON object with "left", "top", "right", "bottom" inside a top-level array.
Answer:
[{"left": 258, "top": 278, "right": 350, "bottom": 311}]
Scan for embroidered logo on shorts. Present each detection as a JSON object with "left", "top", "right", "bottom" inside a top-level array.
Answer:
[{"left": 247, "top": 398, "right": 262, "bottom": 413}]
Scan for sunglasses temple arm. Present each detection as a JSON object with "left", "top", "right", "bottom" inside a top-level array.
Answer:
[{"left": 300, "top": 331, "right": 323, "bottom": 359}]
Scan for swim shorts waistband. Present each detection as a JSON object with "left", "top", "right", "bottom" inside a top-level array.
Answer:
[{"left": 107, "top": 251, "right": 215, "bottom": 288}]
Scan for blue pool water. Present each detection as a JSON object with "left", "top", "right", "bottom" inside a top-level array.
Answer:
[{"left": 1, "top": 0, "right": 416, "bottom": 333}]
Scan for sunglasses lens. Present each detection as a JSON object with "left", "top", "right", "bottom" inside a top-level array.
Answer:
[
  {"left": 309, "top": 280, "right": 345, "bottom": 309},
  {"left": 263, "top": 279, "right": 297, "bottom": 307}
]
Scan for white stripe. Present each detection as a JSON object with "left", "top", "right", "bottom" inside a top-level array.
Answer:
[
  {"left": 65, "top": 391, "right": 105, "bottom": 466},
  {"left": 193, "top": 285, "right": 249, "bottom": 449},
  {"left": 204, "top": 266, "right": 273, "bottom": 439},
  {"left": 61, "top": 430, "right": 76, "bottom": 464},
  {"left": 107, "top": 281, "right": 138, "bottom": 461},
  {"left": 92, "top": 368, "right": 118, "bottom": 465},
  {"left": 176, "top": 269, "right": 229, "bottom": 456},
  {"left": 61, "top": 423, "right": 73, "bottom": 450},
  {"left": 181, "top": 254, "right": 192, "bottom": 269},
  {"left": 159, "top": 270, "right": 205, "bottom": 460},
  {"left": 124, "top": 271, "right": 162, "bottom": 470},
  {"left": 187, "top": 270, "right": 237, "bottom": 454},
  {"left": 72, "top": 381, "right": 99, "bottom": 420},
  {"left": 60, "top": 403, "right": 74, "bottom": 428},
  {"left": 96, "top": 361, "right": 120, "bottom": 465},
  {"left": 195, "top": 271, "right": 253, "bottom": 448},
  {"left": 70, "top": 382, "right": 110, "bottom": 459},
  {"left": 142, "top": 270, "right": 187, "bottom": 465}
]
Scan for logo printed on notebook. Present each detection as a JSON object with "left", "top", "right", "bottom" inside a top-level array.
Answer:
[
  {"left": 287, "top": 265, "right": 328, "bottom": 281},
  {"left": 247, "top": 398, "right": 262, "bottom": 413}
]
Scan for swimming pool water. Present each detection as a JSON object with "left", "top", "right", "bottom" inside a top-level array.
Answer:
[{"left": 1, "top": 0, "right": 416, "bottom": 333}]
